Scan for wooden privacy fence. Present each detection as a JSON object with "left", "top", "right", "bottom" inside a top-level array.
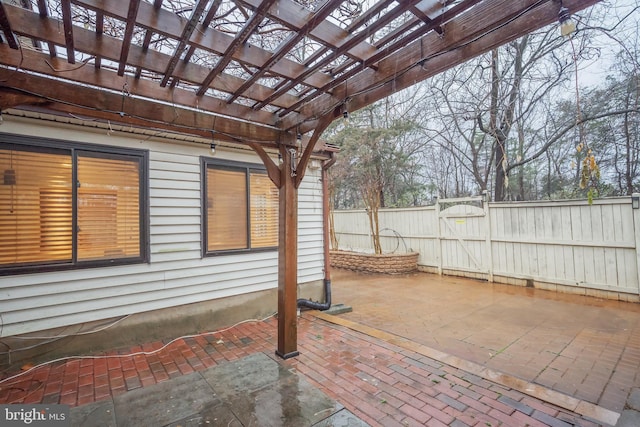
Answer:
[{"left": 332, "top": 195, "right": 640, "bottom": 300}]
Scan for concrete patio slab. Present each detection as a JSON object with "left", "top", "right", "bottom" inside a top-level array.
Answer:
[
  {"left": 70, "top": 352, "right": 359, "bottom": 427},
  {"left": 112, "top": 372, "right": 222, "bottom": 427},
  {"left": 71, "top": 399, "right": 116, "bottom": 426}
]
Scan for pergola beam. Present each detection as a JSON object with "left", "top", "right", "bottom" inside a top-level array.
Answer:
[
  {"left": 75, "top": 0, "right": 332, "bottom": 90},
  {"left": 135, "top": 0, "right": 162, "bottom": 79},
  {"left": 160, "top": 0, "right": 208, "bottom": 87},
  {"left": 94, "top": 10, "right": 103, "bottom": 68},
  {"left": 0, "top": 69, "right": 280, "bottom": 144},
  {"left": 35, "top": 0, "right": 57, "bottom": 57},
  {"left": 226, "top": 0, "right": 344, "bottom": 104},
  {"left": 281, "top": 0, "right": 478, "bottom": 125},
  {"left": 253, "top": 0, "right": 424, "bottom": 111},
  {"left": 171, "top": 0, "right": 222, "bottom": 88},
  {"left": 0, "top": 87, "right": 48, "bottom": 109},
  {"left": 348, "top": 0, "right": 578, "bottom": 115},
  {"left": 0, "top": 44, "right": 277, "bottom": 128},
  {"left": 60, "top": 0, "right": 75, "bottom": 63},
  {"left": 241, "top": 0, "right": 374, "bottom": 62}
]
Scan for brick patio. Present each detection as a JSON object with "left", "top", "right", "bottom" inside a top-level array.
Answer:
[
  {"left": 331, "top": 268, "right": 640, "bottom": 417},
  {"left": 0, "top": 312, "right": 614, "bottom": 426}
]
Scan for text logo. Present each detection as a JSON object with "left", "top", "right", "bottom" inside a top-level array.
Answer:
[{"left": 0, "top": 405, "right": 69, "bottom": 426}]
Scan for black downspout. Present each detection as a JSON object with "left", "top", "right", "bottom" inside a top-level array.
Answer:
[
  {"left": 297, "top": 153, "right": 336, "bottom": 311},
  {"left": 297, "top": 278, "right": 331, "bottom": 311}
]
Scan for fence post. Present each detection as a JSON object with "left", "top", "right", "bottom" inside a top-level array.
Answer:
[
  {"left": 483, "top": 191, "right": 494, "bottom": 282},
  {"left": 435, "top": 197, "right": 443, "bottom": 275},
  {"left": 633, "top": 193, "right": 640, "bottom": 295}
]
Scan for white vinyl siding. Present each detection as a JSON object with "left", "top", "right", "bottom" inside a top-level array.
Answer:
[
  {"left": 297, "top": 170, "right": 325, "bottom": 284},
  {"left": 0, "top": 117, "right": 325, "bottom": 337}
]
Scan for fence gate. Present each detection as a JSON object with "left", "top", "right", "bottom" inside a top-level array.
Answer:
[{"left": 436, "top": 196, "right": 493, "bottom": 281}]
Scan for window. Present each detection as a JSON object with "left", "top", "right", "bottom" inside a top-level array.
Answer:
[
  {"left": 0, "top": 134, "right": 148, "bottom": 274},
  {"left": 203, "top": 159, "right": 278, "bottom": 254}
]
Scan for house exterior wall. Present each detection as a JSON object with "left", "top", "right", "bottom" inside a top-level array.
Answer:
[{"left": 0, "top": 115, "right": 325, "bottom": 338}]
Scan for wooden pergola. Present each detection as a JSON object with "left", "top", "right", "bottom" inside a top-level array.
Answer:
[{"left": 0, "top": 0, "right": 600, "bottom": 358}]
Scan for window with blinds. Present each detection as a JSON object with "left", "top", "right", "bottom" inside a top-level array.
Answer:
[
  {"left": 207, "top": 167, "right": 248, "bottom": 251},
  {"left": 203, "top": 160, "right": 278, "bottom": 254},
  {"left": 250, "top": 171, "right": 278, "bottom": 248},
  {"left": 0, "top": 149, "right": 73, "bottom": 265},
  {"left": 0, "top": 140, "right": 147, "bottom": 274},
  {"left": 77, "top": 154, "right": 141, "bottom": 261}
]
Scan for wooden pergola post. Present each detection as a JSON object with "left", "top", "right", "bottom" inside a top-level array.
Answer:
[
  {"left": 276, "top": 143, "right": 300, "bottom": 358},
  {"left": 251, "top": 114, "right": 335, "bottom": 358}
]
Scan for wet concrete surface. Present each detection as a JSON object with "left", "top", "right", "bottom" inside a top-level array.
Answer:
[
  {"left": 331, "top": 268, "right": 640, "bottom": 413},
  {"left": 70, "top": 353, "right": 368, "bottom": 427}
]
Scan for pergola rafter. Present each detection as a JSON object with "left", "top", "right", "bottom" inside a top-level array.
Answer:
[
  {"left": 117, "top": 0, "right": 141, "bottom": 75},
  {"left": 35, "top": 0, "right": 57, "bottom": 57},
  {"left": 60, "top": 0, "right": 76, "bottom": 63},
  {"left": 196, "top": 0, "right": 278, "bottom": 96},
  {"left": 251, "top": 0, "right": 424, "bottom": 111},
  {"left": 225, "top": 0, "right": 344, "bottom": 104},
  {"left": 160, "top": 0, "right": 209, "bottom": 87},
  {"left": 0, "top": 0, "right": 602, "bottom": 358}
]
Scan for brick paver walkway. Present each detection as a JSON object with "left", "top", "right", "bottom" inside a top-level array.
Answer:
[
  {"left": 331, "top": 269, "right": 640, "bottom": 415},
  {"left": 0, "top": 314, "right": 614, "bottom": 426}
]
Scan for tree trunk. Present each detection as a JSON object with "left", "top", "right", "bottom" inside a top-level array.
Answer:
[
  {"left": 369, "top": 207, "right": 382, "bottom": 255},
  {"left": 493, "top": 134, "right": 507, "bottom": 201},
  {"left": 623, "top": 77, "right": 637, "bottom": 195},
  {"left": 517, "top": 121, "right": 525, "bottom": 200},
  {"left": 490, "top": 49, "right": 503, "bottom": 201},
  {"left": 489, "top": 38, "right": 527, "bottom": 201},
  {"left": 363, "top": 184, "right": 382, "bottom": 255},
  {"left": 328, "top": 194, "right": 338, "bottom": 250}
]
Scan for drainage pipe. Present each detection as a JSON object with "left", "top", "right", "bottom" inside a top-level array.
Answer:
[{"left": 297, "top": 153, "right": 336, "bottom": 311}]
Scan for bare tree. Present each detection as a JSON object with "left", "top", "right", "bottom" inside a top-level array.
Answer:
[
  {"left": 329, "top": 1, "right": 640, "bottom": 205},
  {"left": 414, "top": 2, "right": 626, "bottom": 201},
  {"left": 328, "top": 102, "right": 423, "bottom": 253}
]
